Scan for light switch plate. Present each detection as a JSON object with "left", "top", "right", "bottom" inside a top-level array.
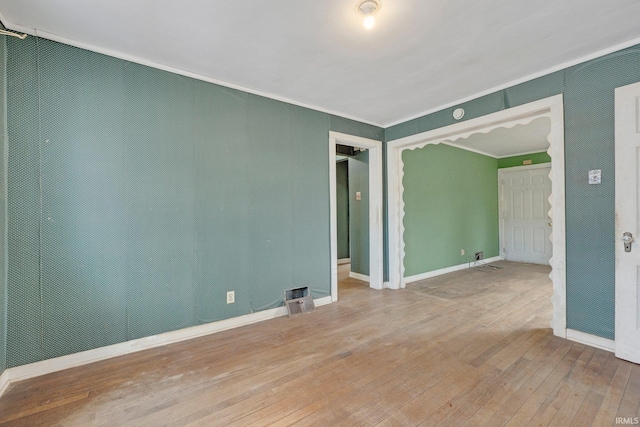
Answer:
[
  {"left": 588, "top": 169, "right": 601, "bottom": 185},
  {"left": 356, "top": 191, "right": 362, "bottom": 201}
]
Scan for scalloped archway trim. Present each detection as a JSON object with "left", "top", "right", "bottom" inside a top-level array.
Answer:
[{"left": 386, "top": 95, "right": 566, "bottom": 338}]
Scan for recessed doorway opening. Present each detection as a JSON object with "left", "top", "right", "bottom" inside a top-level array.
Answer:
[{"left": 329, "top": 131, "right": 383, "bottom": 302}]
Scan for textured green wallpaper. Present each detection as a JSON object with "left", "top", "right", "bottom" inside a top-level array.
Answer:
[
  {"left": 336, "top": 160, "right": 349, "bottom": 259},
  {"left": 0, "top": 36, "right": 6, "bottom": 375},
  {"left": 349, "top": 152, "right": 369, "bottom": 276},
  {"left": 402, "top": 145, "right": 499, "bottom": 276},
  {"left": 5, "top": 37, "right": 381, "bottom": 367},
  {"left": 7, "top": 35, "right": 42, "bottom": 366},
  {"left": 387, "top": 45, "right": 640, "bottom": 340},
  {"left": 498, "top": 152, "right": 551, "bottom": 169}
]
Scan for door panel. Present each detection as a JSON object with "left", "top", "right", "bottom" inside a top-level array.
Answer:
[
  {"left": 502, "top": 166, "right": 552, "bottom": 265},
  {"left": 614, "top": 81, "right": 640, "bottom": 364}
]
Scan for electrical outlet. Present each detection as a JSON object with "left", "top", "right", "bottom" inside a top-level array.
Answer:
[
  {"left": 474, "top": 251, "right": 484, "bottom": 261},
  {"left": 461, "top": 249, "right": 465, "bottom": 256},
  {"left": 226, "top": 291, "right": 235, "bottom": 304}
]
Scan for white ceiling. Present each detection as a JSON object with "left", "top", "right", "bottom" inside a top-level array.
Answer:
[
  {"left": 1, "top": 0, "right": 640, "bottom": 127},
  {"left": 446, "top": 117, "right": 551, "bottom": 158}
]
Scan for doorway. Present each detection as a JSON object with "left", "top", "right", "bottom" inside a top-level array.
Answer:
[
  {"left": 499, "top": 163, "right": 553, "bottom": 265},
  {"left": 614, "top": 81, "right": 640, "bottom": 364},
  {"left": 386, "top": 95, "right": 567, "bottom": 338},
  {"left": 329, "top": 131, "right": 383, "bottom": 302},
  {"left": 336, "top": 145, "right": 370, "bottom": 282}
]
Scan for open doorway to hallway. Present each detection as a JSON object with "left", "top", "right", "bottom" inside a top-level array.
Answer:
[
  {"left": 329, "top": 131, "right": 383, "bottom": 302},
  {"left": 336, "top": 144, "right": 370, "bottom": 290}
]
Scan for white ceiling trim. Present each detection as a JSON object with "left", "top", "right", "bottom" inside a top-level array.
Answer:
[
  {"left": 383, "top": 34, "right": 640, "bottom": 128},
  {"left": 0, "top": 12, "right": 384, "bottom": 128},
  {"left": 3, "top": 10, "right": 640, "bottom": 129},
  {"left": 495, "top": 149, "right": 549, "bottom": 159},
  {"left": 441, "top": 141, "right": 495, "bottom": 159}
]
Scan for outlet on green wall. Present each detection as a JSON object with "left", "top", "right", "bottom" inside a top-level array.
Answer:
[
  {"left": 3, "top": 36, "right": 383, "bottom": 368},
  {"left": 402, "top": 144, "right": 499, "bottom": 277}
]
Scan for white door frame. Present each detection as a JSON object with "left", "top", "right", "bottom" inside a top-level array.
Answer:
[
  {"left": 387, "top": 94, "right": 567, "bottom": 337},
  {"left": 498, "top": 162, "right": 552, "bottom": 263},
  {"left": 329, "top": 131, "right": 384, "bottom": 301},
  {"left": 614, "top": 81, "right": 640, "bottom": 363}
]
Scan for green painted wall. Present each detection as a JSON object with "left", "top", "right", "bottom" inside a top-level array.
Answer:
[
  {"left": 336, "top": 160, "right": 350, "bottom": 259},
  {"left": 386, "top": 45, "right": 640, "bottom": 340},
  {"left": 349, "top": 152, "right": 369, "bottom": 276},
  {"left": 402, "top": 145, "right": 499, "bottom": 276},
  {"left": 498, "top": 152, "right": 551, "bottom": 169},
  {"left": 0, "top": 36, "right": 7, "bottom": 375},
  {"left": 4, "top": 37, "right": 382, "bottom": 367}
]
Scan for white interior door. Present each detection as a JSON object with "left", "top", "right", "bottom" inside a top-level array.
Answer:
[
  {"left": 501, "top": 164, "right": 552, "bottom": 265},
  {"left": 615, "top": 81, "right": 640, "bottom": 364}
]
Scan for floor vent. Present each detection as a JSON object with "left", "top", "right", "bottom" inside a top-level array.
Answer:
[{"left": 284, "top": 286, "right": 315, "bottom": 317}]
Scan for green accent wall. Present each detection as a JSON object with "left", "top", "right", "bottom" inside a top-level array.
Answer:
[
  {"left": 349, "top": 152, "right": 369, "bottom": 276},
  {"left": 402, "top": 145, "right": 499, "bottom": 276},
  {"left": 336, "top": 160, "right": 349, "bottom": 259},
  {"left": 4, "top": 37, "right": 382, "bottom": 367},
  {"left": 498, "top": 152, "right": 551, "bottom": 169},
  {"left": 386, "top": 45, "right": 640, "bottom": 340}
]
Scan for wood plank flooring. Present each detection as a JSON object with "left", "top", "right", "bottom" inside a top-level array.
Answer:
[{"left": 0, "top": 261, "right": 638, "bottom": 426}]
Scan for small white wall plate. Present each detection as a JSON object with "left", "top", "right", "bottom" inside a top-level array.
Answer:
[{"left": 453, "top": 108, "right": 465, "bottom": 120}]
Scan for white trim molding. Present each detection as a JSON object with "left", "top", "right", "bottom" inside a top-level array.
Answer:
[
  {"left": 329, "top": 131, "right": 384, "bottom": 303},
  {"left": 0, "top": 296, "right": 332, "bottom": 400},
  {"left": 0, "top": 16, "right": 383, "bottom": 129},
  {"left": 566, "top": 329, "right": 615, "bottom": 352},
  {"left": 386, "top": 95, "right": 567, "bottom": 339},
  {"left": 404, "top": 256, "right": 503, "bottom": 284},
  {"left": 337, "top": 258, "right": 351, "bottom": 265},
  {"left": 0, "top": 370, "right": 9, "bottom": 398},
  {"left": 349, "top": 272, "right": 370, "bottom": 282}
]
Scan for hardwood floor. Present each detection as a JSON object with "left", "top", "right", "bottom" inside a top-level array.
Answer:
[{"left": 1, "top": 261, "right": 638, "bottom": 426}]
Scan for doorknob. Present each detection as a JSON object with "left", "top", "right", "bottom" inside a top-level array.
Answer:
[{"left": 622, "top": 232, "right": 634, "bottom": 252}]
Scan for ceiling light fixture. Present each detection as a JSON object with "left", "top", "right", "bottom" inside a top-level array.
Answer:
[{"left": 357, "top": 0, "right": 381, "bottom": 30}]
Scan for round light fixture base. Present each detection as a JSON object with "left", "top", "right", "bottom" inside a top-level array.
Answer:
[
  {"left": 357, "top": 0, "right": 381, "bottom": 15},
  {"left": 357, "top": 0, "right": 381, "bottom": 29},
  {"left": 453, "top": 108, "right": 465, "bottom": 120}
]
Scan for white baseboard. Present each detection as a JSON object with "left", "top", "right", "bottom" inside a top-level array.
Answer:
[
  {"left": 337, "top": 258, "right": 350, "bottom": 265},
  {"left": 566, "top": 328, "right": 615, "bottom": 352},
  {"left": 404, "top": 256, "right": 503, "bottom": 284},
  {"left": 0, "top": 295, "right": 332, "bottom": 399},
  {"left": 0, "top": 370, "right": 9, "bottom": 398},
  {"left": 349, "top": 272, "right": 370, "bottom": 282}
]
